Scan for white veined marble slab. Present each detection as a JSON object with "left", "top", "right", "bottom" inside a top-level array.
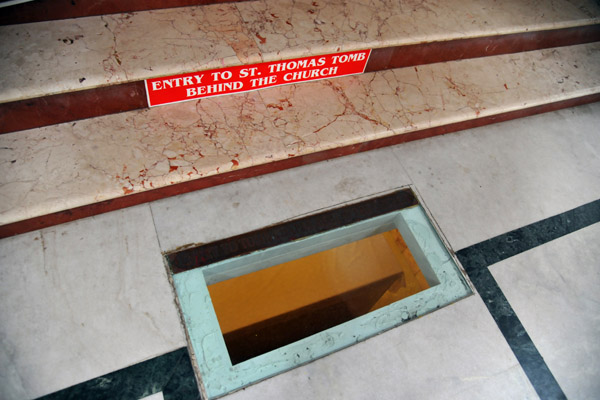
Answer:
[
  {"left": 0, "top": 205, "right": 187, "bottom": 399},
  {"left": 0, "top": 43, "right": 599, "bottom": 226},
  {"left": 490, "top": 222, "right": 600, "bottom": 400},
  {"left": 221, "top": 295, "right": 538, "bottom": 400},
  {"left": 392, "top": 101, "right": 600, "bottom": 250},
  {"left": 237, "top": 0, "right": 600, "bottom": 60},
  {"left": 0, "top": 0, "right": 598, "bottom": 103}
]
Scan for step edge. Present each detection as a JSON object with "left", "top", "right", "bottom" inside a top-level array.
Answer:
[
  {"left": 2, "top": 24, "right": 599, "bottom": 134},
  {"left": 1, "top": 93, "right": 598, "bottom": 239}
]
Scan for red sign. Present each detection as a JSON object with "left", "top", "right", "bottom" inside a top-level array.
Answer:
[{"left": 145, "top": 49, "right": 371, "bottom": 107}]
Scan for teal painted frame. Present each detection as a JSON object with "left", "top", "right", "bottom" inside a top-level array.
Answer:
[{"left": 173, "top": 205, "right": 471, "bottom": 399}]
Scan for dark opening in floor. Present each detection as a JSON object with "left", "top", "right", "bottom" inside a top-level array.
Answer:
[{"left": 208, "top": 228, "right": 429, "bottom": 364}]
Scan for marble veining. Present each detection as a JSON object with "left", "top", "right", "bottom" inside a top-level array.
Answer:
[
  {"left": 0, "top": 43, "right": 599, "bottom": 226},
  {"left": 237, "top": 0, "right": 600, "bottom": 61},
  {"left": 0, "top": 205, "right": 188, "bottom": 399},
  {"left": 0, "top": 4, "right": 261, "bottom": 103},
  {"left": 0, "top": 0, "right": 598, "bottom": 103}
]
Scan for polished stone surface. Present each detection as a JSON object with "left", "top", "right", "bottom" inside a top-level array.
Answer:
[
  {"left": 221, "top": 295, "right": 538, "bottom": 400},
  {"left": 457, "top": 199, "right": 600, "bottom": 267},
  {"left": 2, "top": 71, "right": 600, "bottom": 399},
  {"left": 2, "top": 44, "right": 599, "bottom": 227},
  {"left": 237, "top": 0, "right": 600, "bottom": 60},
  {"left": 0, "top": 3, "right": 261, "bottom": 103},
  {"left": 453, "top": 203, "right": 600, "bottom": 400},
  {"left": 153, "top": 94, "right": 600, "bottom": 400},
  {"left": 37, "top": 348, "right": 199, "bottom": 400},
  {"left": 393, "top": 102, "right": 600, "bottom": 250},
  {"left": 3, "top": 100, "right": 600, "bottom": 399},
  {"left": 1, "top": 0, "right": 598, "bottom": 103},
  {"left": 151, "top": 146, "right": 411, "bottom": 252},
  {"left": 0, "top": 205, "right": 187, "bottom": 400},
  {"left": 490, "top": 222, "right": 600, "bottom": 400}
]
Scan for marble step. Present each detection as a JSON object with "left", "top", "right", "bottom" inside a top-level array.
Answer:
[
  {"left": 1, "top": 43, "right": 599, "bottom": 237},
  {"left": 1, "top": 0, "right": 599, "bottom": 133}
]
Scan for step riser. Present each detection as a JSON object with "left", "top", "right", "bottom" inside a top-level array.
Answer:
[
  {"left": 2, "top": 24, "right": 598, "bottom": 134},
  {"left": 2, "top": 92, "right": 598, "bottom": 239},
  {"left": 2, "top": 40, "right": 598, "bottom": 235},
  {"left": 0, "top": 82, "right": 146, "bottom": 135},
  {"left": 365, "top": 25, "right": 600, "bottom": 72},
  {"left": 0, "top": 0, "right": 252, "bottom": 25}
]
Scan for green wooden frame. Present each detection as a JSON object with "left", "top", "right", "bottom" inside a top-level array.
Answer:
[{"left": 173, "top": 205, "right": 471, "bottom": 399}]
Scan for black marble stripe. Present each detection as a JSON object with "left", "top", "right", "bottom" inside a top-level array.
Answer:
[
  {"left": 456, "top": 199, "right": 600, "bottom": 400},
  {"left": 36, "top": 347, "right": 200, "bottom": 400}
]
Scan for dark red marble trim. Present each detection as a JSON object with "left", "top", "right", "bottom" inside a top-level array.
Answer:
[
  {"left": 0, "top": 82, "right": 147, "bottom": 134},
  {"left": 0, "top": 0, "right": 253, "bottom": 25},
  {"left": 1, "top": 93, "right": 598, "bottom": 239},
  {"left": 365, "top": 24, "right": 600, "bottom": 72},
  {"left": 1, "top": 24, "right": 598, "bottom": 135}
]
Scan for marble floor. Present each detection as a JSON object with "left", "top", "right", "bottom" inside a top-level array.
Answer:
[{"left": 1, "top": 102, "right": 598, "bottom": 399}]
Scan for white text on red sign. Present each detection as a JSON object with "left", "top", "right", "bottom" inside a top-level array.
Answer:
[{"left": 145, "top": 50, "right": 371, "bottom": 107}]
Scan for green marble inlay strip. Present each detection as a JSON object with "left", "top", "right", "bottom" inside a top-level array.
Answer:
[
  {"left": 456, "top": 198, "right": 600, "bottom": 400},
  {"left": 173, "top": 205, "right": 471, "bottom": 399},
  {"left": 36, "top": 347, "right": 199, "bottom": 400}
]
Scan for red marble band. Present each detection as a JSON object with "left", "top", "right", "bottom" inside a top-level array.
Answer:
[
  {"left": 365, "top": 24, "right": 600, "bottom": 71},
  {"left": 1, "top": 24, "right": 598, "bottom": 135},
  {"left": 1, "top": 93, "right": 598, "bottom": 239},
  {"left": 0, "top": 0, "right": 252, "bottom": 25},
  {"left": 0, "top": 82, "right": 147, "bottom": 134}
]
